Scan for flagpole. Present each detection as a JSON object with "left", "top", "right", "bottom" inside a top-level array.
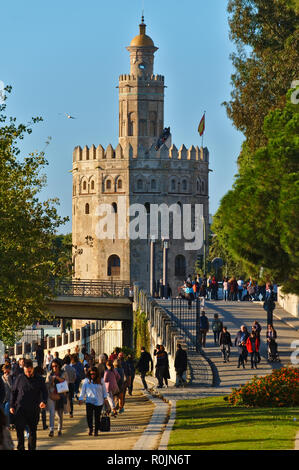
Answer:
[{"left": 202, "top": 111, "right": 206, "bottom": 149}]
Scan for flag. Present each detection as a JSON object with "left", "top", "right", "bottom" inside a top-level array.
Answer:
[{"left": 198, "top": 114, "right": 205, "bottom": 136}]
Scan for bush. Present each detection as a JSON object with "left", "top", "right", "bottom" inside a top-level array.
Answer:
[{"left": 228, "top": 367, "right": 299, "bottom": 407}]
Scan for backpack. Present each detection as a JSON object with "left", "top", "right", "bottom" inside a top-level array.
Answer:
[{"left": 212, "top": 320, "right": 222, "bottom": 332}]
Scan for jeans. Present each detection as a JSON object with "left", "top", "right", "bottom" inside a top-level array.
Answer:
[
  {"left": 213, "top": 331, "right": 221, "bottom": 344},
  {"left": 68, "top": 383, "right": 75, "bottom": 415},
  {"left": 175, "top": 370, "right": 186, "bottom": 386},
  {"left": 250, "top": 352, "right": 257, "bottom": 368},
  {"left": 48, "top": 399, "right": 64, "bottom": 432},
  {"left": 140, "top": 372, "right": 148, "bottom": 390},
  {"left": 221, "top": 345, "right": 230, "bottom": 361},
  {"left": 199, "top": 329, "right": 208, "bottom": 347},
  {"left": 223, "top": 290, "right": 228, "bottom": 301},
  {"left": 86, "top": 403, "right": 103, "bottom": 432}
]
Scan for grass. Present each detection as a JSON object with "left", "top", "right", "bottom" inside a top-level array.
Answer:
[{"left": 168, "top": 396, "right": 299, "bottom": 450}]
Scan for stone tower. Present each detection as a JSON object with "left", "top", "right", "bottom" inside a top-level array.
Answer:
[{"left": 72, "top": 17, "right": 210, "bottom": 294}]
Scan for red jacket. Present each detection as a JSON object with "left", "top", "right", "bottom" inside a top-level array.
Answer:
[{"left": 246, "top": 336, "right": 260, "bottom": 353}]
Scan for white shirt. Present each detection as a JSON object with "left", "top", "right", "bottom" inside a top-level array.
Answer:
[{"left": 79, "top": 378, "right": 108, "bottom": 406}]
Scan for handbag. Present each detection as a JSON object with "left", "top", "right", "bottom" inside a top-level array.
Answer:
[
  {"left": 49, "top": 391, "right": 61, "bottom": 401},
  {"left": 56, "top": 380, "right": 69, "bottom": 394},
  {"left": 99, "top": 412, "right": 110, "bottom": 432}
]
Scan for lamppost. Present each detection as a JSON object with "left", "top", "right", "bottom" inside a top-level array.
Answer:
[
  {"left": 149, "top": 235, "right": 155, "bottom": 297},
  {"left": 162, "top": 238, "right": 169, "bottom": 299}
]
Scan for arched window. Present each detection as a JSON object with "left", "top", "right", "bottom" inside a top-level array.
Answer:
[
  {"left": 197, "top": 179, "right": 201, "bottom": 193},
  {"left": 139, "top": 119, "right": 147, "bottom": 136},
  {"left": 171, "top": 179, "right": 176, "bottom": 192},
  {"left": 175, "top": 255, "right": 186, "bottom": 277},
  {"left": 201, "top": 180, "right": 205, "bottom": 194},
  {"left": 112, "top": 202, "right": 117, "bottom": 213},
  {"left": 91, "top": 180, "right": 95, "bottom": 191},
  {"left": 83, "top": 181, "right": 87, "bottom": 191},
  {"left": 107, "top": 255, "right": 120, "bottom": 277},
  {"left": 85, "top": 203, "right": 90, "bottom": 215},
  {"left": 117, "top": 179, "right": 123, "bottom": 190},
  {"left": 137, "top": 179, "right": 143, "bottom": 191},
  {"left": 106, "top": 179, "right": 112, "bottom": 190},
  {"left": 182, "top": 179, "right": 187, "bottom": 191}
]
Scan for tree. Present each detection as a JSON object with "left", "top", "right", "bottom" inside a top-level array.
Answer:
[
  {"left": 213, "top": 90, "right": 299, "bottom": 294},
  {"left": 223, "top": 0, "right": 299, "bottom": 154},
  {"left": 0, "top": 89, "right": 69, "bottom": 344}
]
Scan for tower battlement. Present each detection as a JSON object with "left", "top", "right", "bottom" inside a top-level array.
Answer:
[
  {"left": 119, "top": 74, "right": 164, "bottom": 83},
  {"left": 73, "top": 143, "right": 209, "bottom": 163}
]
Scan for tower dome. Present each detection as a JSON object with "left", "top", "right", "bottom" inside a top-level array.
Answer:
[{"left": 130, "top": 16, "right": 155, "bottom": 47}]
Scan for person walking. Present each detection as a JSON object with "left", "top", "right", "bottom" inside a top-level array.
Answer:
[
  {"left": 155, "top": 345, "right": 170, "bottom": 389},
  {"left": 104, "top": 360, "right": 120, "bottom": 417},
  {"left": 34, "top": 366, "right": 48, "bottom": 430},
  {"left": 246, "top": 332, "right": 260, "bottom": 369},
  {"left": 1, "top": 364, "right": 13, "bottom": 427},
  {"left": 199, "top": 311, "right": 209, "bottom": 348},
  {"left": 223, "top": 277, "right": 229, "bottom": 301},
  {"left": 44, "top": 350, "right": 53, "bottom": 372},
  {"left": 46, "top": 359, "right": 68, "bottom": 437},
  {"left": 35, "top": 344, "right": 44, "bottom": 369},
  {"left": 62, "top": 355, "right": 77, "bottom": 418},
  {"left": 97, "top": 354, "right": 108, "bottom": 379},
  {"left": 237, "top": 278, "right": 244, "bottom": 301},
  {"left": 126, "top": 354, "right": 136, "bottom": 396},
  {"left": 10, "top": 359, "right": 48, "bottom": 451},
  {"left": 174, "top": 344, "right": 187, "bottom": 387},
  {"left": 70, "top": 353, "right": 85, "bottom": 400},
  {"left": 211, "top": 313, "right": 223, "bottom": 345},
  {"left": 267, "top": 324, "right": 279, "bottom": 361},
  {"left": 235, "top": 326, "right": 249, "bottom": 368},
  {"left": 263, "top": 285, "right": 276, "bottom": 326},
  {"left": 113, "top": 358, "right": 126, "bottom": 413},
  {"left": 79, "top": 367, "right": 109, "bottom": 436},
  {"left": 0, "top": 407, "right": 14, "bottom": 450},
  {"left": 136, "top": 347, "right": 153, "bottom": 391},
  {"left": 219, "top": 327, "right": 232, "bottom": 363}
]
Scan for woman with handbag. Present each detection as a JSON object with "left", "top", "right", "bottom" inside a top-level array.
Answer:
[
  {"left": 46, "top": 359, "right": 68, "bottom": 437},
  {"left": 79, "top": 367, "right": 109, "bottom": 436},
  {"left": 104, "top": 360, "right": 120, "bottom": 417}
]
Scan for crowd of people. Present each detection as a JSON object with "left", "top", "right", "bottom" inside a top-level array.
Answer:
[
  {"left": 198, "top": 311, "right": 279, "bottom": 366},
  {"left": 179, "top": 275, "right": 277, "bottom": 305},
  {"left": 0, "top": 341, "right": 188, "bottom": 450}
]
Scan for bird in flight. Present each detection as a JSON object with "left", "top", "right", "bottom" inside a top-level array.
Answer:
[{"left": 59, "top": 112, "right": 76, "bottom": 119}]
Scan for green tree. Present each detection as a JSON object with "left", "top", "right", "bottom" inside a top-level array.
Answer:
[
  {"left": 224, "top": 0, "right": 299, "bottom": 154},
  {"left": 213, "top": 91, "right": 299, "bottom": 294},
  {"left": 0, "top": 89, "right": 69, "bottom": 344}
]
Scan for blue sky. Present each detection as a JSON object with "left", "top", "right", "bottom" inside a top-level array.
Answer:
[{"left": 1, "top": 0, "right": 244, "bottom": 234}]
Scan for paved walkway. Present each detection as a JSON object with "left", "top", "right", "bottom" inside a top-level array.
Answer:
[
  {"left": 9, "top": 300, "right": 299, "bottom": 450},
  {"left": 10, "top": 380, "right": 156, "bottom": 451},
  {"left": 153, "top": 300, "right": 299, "bottom": 400}
]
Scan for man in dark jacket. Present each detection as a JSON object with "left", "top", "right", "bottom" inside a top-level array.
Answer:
[
  {"left": 174, "top": 344, "right": 187, "bottom": 387},
  {"left": 10, "top": 359, "right": 48, "bottom": 451},
  {"left": 219, "top": 327, "right": 233, "bottom": 363},
  {"left": 136, "top": 347, "right": 153, "bottom": 391},
  {"left": 199, "top": 311, "right": 209, "bottom": 347},
  {"left": 155, "top": 346, "right": 170, "bottom": 389}
]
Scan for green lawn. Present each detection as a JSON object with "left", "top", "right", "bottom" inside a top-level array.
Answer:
[{"left": 168, "top": 396, "right": 299, "bottom": 450}]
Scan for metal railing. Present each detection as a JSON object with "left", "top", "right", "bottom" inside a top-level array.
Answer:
[{"left": 49, "top": 279, "right": 131, "bottom": 298}]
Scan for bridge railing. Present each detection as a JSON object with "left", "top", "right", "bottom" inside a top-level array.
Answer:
[{"left": 49, "top": 279, "right": 131, "bottom": 298}]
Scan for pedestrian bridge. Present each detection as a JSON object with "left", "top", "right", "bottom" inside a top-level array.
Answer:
[{"left": 46, "top": 280, "right": 133, "bottom": 321}]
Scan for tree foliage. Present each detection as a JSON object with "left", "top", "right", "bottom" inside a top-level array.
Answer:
[
  {"left": 224, "top": 0, "right": 299, "bottom": 153},
  {"left": 0, "top": 89, "right": 69, "bottom": 344},
  {"left": 213, "top": 92, "right": 299, "bottom": 294}
]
